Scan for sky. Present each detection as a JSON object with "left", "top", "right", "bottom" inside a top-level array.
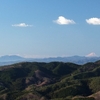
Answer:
[{"left": 0, "top": 0, "right": 100, "bottom": 58}]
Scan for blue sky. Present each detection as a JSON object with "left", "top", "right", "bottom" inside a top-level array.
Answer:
[{"left": 0, "top": 0, "right": 100, "bottom": 58}]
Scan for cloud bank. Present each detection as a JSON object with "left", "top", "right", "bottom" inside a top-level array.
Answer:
[
  {"left": 86, "top": 18, "right": 100, "bottom": 25},
  {"left": 12, "top": 23, "right": 32, "bottom": 27},
  {"left": 54, "top": 16, "right": 75, "bottom": 25}
]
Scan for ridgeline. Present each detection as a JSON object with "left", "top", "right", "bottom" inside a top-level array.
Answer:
[{"left": 0, "top": 61, "right": 100, "bottom": 100}]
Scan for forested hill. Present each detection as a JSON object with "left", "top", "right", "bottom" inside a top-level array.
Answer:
[{"left": 0, "top": 61, "right": 100, "bottom": 100}]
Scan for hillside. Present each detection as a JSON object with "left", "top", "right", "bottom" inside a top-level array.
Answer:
[{"left": 0, "top": 61, "right": 100, "bottom": 100}]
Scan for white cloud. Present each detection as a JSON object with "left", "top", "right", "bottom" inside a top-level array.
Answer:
[
  {"left": 54, "top": 16, "right": 75, "bottom": 25},
  {"left": 85, "top": 52, "right": 97, "bottom": 57},
  {"left": 86, "top": 17, "right": 100, "bottom": 25},
  {"left": 12, "top": 23, "right": 33, "bottom": 27}
]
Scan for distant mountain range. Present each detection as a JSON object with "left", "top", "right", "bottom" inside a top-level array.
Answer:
[{"left": 0, "top": 55, "right": 100, "bottom": 66}]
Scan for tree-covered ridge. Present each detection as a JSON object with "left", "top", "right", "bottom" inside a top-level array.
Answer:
[{"left": 0, "top": 61, "right": 100, "bottom": 100}]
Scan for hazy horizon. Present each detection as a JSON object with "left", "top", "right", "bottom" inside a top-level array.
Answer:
[{"left": 0, "top": 52, "right": 98, "bottom": 58}]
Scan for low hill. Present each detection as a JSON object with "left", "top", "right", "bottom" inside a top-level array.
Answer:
[{"left": 0, "top": 61, "right": 100, "bottom": 100}]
